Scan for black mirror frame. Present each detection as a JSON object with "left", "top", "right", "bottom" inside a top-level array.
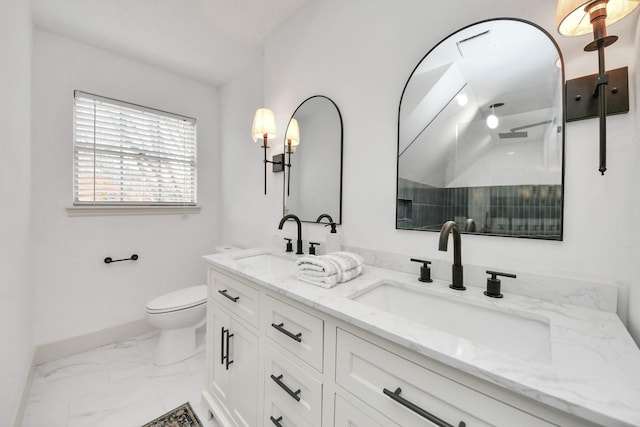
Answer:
[{"left": 395, "top": 17, "right": 566, "bottom": 240}]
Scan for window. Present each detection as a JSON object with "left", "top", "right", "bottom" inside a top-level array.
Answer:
[{"left": 73, "top": 91, "right": 197, "bottom": 206}]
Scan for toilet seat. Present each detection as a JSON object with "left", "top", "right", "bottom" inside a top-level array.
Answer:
[{"left": 145, "top": 285, "right": 207, "bottom": 314}]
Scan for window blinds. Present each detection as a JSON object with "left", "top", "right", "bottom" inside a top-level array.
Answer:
[{"left": 73, "top": 91, "right": 197, "bottom": 206}]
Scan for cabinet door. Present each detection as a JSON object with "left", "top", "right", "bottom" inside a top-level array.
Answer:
[
  {"left": 227, "top": 317, "right": 259, "bottom": 427},
  {"left": 210, "top": 306, "right": 232, "bottom": 410},
  {"left": 209, "top": 303, "right": 259, "bottom": 427}
]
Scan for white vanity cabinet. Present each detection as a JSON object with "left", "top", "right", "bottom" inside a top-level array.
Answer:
[
  {"left": 203, "top": 264, "right": 601, "bottom": 427},
  {"left": 205, "top": 271, "right": 261, "bottom": 427}
]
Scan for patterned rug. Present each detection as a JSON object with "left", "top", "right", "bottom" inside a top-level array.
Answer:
[{"left": 141, "top": 402, "right": 203, "bottom": 427}]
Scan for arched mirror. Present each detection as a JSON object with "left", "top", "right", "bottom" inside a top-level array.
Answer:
[
  {"left": 397, "top": 18, "right": 565, "bottom": 240},
  {"left": 283, "top": 95, "right": 343, "bottom": 223}
]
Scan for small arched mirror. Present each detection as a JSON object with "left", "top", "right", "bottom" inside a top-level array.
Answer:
[
  {"left": 283, "top": 95, "right": 343, "bottom": 223},
  {"left": 397, "top": 18, "right": 565, "bottom": 240}
]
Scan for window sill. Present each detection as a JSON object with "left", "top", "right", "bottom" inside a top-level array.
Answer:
[{"left": 66, "top": 205, "right": 202, "bottom": 217}]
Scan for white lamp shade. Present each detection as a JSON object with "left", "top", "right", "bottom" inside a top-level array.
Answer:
[
  {"left": 556, "top": 0, "right": 640, "bottom": 36},
  {"left": 252, "top": 108, "right": 277, "bottom": 142},
  {"left": 285, "top": 118, "right": 300, "bottom": 147}
]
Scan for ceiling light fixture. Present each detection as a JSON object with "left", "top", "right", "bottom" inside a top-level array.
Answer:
[
  {"left": 486, "top": 103, "right": 503, "bottom": 129},
  {"left": 556, "top": 0, "right": 636, "bottom": 175}
]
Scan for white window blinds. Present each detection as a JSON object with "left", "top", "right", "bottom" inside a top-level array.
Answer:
[{"left": 73, "top": 91, "right": 197, "bottom": 206}]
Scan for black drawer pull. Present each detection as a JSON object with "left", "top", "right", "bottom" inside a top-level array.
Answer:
[
  {"left": 270, "top": 415, "right": 284, "bottom": 427},
  {"left": 218, "top": 289, "right": 239, "bottom": 302},
  {"left": 383, "top": 387, "right": 465, "bottom": 427},
  {"left": 271, "top": 374, "right": 301, "bottom": 402},
  {"left": 271, "top": 322, "right": 302, "bottom": 342}
]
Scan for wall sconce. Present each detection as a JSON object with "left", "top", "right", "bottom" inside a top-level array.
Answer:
[
  {"left": 556, "top": 0, "right": 636, "bottom": 175},
  {"left": 284, "top": 118, "right": 300, "bottom": 196},
  {"left": 252, "top": 108, "right": 283, "bottom": 194}
]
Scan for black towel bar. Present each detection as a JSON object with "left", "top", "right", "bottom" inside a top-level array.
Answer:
[{"left": 104, "top": 254, "right": 139, "bottom": 264}]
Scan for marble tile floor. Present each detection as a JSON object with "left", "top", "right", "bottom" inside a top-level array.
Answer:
[{"left": 22, "top": 331, "right": 220, "bottom": 427}]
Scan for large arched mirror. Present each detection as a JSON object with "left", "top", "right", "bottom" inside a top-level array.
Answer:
[
  {"left": 397, "top": 18, "right": 565, "bottom": 240},
  {"left": 283, "top": 95, "right": 343, "bottom": 223}
]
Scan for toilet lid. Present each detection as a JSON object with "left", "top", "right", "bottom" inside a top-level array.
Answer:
[{"left": 145, "top": 285, "right": 207, "bottom": 313}]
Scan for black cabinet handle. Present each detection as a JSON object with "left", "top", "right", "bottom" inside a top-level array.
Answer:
[
  {"left": 218, "top": 289, "right": 239, "bottom": 302},
  {"left": 270, "top": 374, "right": 301, "bottom": 402},
  {"left": 225, "top": 328, "right": 234, "bottom": 370},
  {"left": 271, "top": 322, "right": 302, "bottom": 342},
  {"left": 220, "top": 327, "right": 226, "bottom": 365},
  {"left": 383, "top": 387, "right": 465, "bottom": 427},
  {"left": 270, "top": 416, "right": 284, "bottom": 427}
]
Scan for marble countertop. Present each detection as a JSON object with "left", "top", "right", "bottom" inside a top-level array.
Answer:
[{"left": 203, "top": 248, "right": 640, "bottom": 427}]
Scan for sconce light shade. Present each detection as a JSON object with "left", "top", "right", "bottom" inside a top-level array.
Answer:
[
  {"left": 556, "top": 0, "right": 639, "bottom": 36},
  {"left": 252, "top": 108, "right": 277, "bottom": 142},
  {"left": 285, "top": 118, "right": 301, "bottom": 147}
]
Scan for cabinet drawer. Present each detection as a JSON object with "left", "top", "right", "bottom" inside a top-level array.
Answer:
[
  {"left": 264, "top": 295, "right": 324, "bottom": 371},
  {"left": 336, "top": 329, "right": 554, "bottom": 427},
  {"left": 210, "top": 270, "right": 260, "bottom": 327},
  {"left": 334, "top": 394, "right": 399, "bottom": 427},
  {"left": 264, "top": 388, "right": 313, "bottom": 427},
  {"left": 265, "top": 344, "right": 322, "bottom": 427}
]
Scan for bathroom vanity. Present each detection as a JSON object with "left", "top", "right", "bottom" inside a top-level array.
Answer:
[{"left": 201, "top": 248, "right": 640, "bottom": 427}]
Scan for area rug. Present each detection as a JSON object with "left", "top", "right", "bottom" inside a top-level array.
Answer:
[{"left": 142, "top": 402, "right": 203, "bottom": 427}]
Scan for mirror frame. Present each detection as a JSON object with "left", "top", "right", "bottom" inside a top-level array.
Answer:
[
  {"left": 283, "top": 95, "right": 344, "bottom": 224},
  {"left": 396, "top": 18, "right": 566, "bottom": 240}
]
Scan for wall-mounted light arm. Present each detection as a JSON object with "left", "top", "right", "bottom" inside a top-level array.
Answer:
[{"left": 556, "top": 0, "right": 637, "bottom": 175}]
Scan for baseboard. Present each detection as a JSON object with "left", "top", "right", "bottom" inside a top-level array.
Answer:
[
  {"left": 13, "top": 347, "right": 36, "bottom": 427},
  {"left": 34, "top": 319, "right": 156, "bottom": 365}
]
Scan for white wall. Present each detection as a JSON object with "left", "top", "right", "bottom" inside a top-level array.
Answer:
[
  {"left": 220, "top": 0, "right": 640, "bottom": 344},
  {"left": 31, "top": 31, "right": 221, "bottom": 345},
  {"left": 629, "top": 18, "right": 640, "bottom": 342},
  {"left": 0, "top": 0, "right": 33, "bottom": 420},
  {"left": 219, "top": 58, "right": 284, "bottom": 248}
]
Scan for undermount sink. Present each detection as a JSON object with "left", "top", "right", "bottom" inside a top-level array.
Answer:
[
  {"left": 235, "top": 253, "right": 296, "bottom": 274},
  {"left": 350, "top": 281, "right": 551, "bottom": 363}
]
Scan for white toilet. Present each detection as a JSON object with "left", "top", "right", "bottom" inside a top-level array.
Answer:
[{"left": 145, "top": 285, "right": 207, "bottom": 366}]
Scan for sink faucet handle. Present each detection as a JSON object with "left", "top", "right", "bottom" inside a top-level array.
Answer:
[
  {"left": 309, "top": 242, "right": 320, "bottom": 255},
  {"left": 410, "top": 258, "right": 433, "bottom": 283},
  {"left": 484, "top": 270, "right": 517, "bottom": 298},
  {"left": 284, "top": 238, "right": 293, "bottom": 253}
]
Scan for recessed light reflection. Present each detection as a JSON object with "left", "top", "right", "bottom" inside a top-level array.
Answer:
[{"left": 456, "top": 93, "right": 469, "bottom": 107}]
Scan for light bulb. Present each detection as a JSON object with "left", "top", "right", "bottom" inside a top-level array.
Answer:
[{"left": 486, "top": 113, "right": 499, "bottom": 129}]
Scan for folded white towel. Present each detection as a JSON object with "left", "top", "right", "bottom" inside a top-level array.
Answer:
[{"left": 295, "top": 251, "right": 364, "bottom": 288}]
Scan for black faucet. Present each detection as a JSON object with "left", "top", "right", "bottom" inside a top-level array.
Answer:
[
  {"left": 316, "top": 213, "right": 334, "bottom": 223},
  {"left": 278, "top": 214, "right": 304, "bottom": 255},
  {"left": 464, "top": 218, "right": 476, "bottom": 232},
  {"left": 439, "top": 221, "right": 465, "bottom": 290},
  {"left": 316, "top": 213, "right": 337, "bottom": 233}
]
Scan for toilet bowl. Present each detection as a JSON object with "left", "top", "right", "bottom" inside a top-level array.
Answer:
[{"left": 145, "top": 285, "right": 207, "bottom": 366}]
